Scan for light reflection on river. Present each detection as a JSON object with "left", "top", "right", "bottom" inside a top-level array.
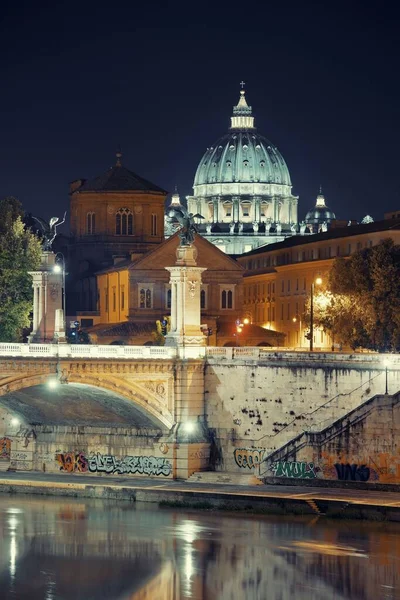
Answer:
[{"left": 0, "top": 496, "right": 399, "bottom": 600}]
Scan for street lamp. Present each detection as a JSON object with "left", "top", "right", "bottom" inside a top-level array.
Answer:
[
  {"left": 310, "top": 277, "right": 322, "bottom": 352},
  {"left": 292, "top": 315, "right": 302, "bottom": 348},
  {"left": 384, "top": 358, "right": 390, "bottom": 395}
]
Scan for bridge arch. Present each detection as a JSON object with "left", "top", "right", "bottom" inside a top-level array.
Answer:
[{"left": 0, "top": 372, "right": 174, "bottom": 430}]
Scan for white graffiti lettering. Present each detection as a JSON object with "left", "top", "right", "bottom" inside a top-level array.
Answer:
[{"left": 87, "top": 453, "right": 172, "bottom": 477}]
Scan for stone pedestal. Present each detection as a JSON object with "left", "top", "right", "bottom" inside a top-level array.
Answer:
[
  {"left": 29, "top": 252, "right": 66, "bottom": 343},
  {"left": 165, "top": 244, "right": 206, "bottom": 359}
]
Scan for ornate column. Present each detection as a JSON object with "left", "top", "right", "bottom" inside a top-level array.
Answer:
[
  {"left": 232, "top": 196, "right": 240, "bottom": 222},
  {"left": 212, "top": 197, "right": 219, "bottom": 223},
  {"left": 29, "top": 252, "right": 66, "bottom": 343},
  {"left": 165, "top": 244, "right": 207, "bottom": 358},
  {"left": 254, "top": 196, "right": 261, "bottom": 222}
]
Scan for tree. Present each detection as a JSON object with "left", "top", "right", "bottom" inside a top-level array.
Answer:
[
  {"left": 327, "top": 239, "right": 400, "bottom": 351},
  {"left": 0, "top": 198, "right": 42, "bottom": 342},
  {"left": 153, "top": 317, "right": 171, "bottom": 346}
]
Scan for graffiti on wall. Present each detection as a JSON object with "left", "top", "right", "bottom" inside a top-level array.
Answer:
[
  {"left": 0, "top": 437, "right": 11, "bottom": 459},
  {"left": 271, "top": 461, "right": 320, "bottom": 479},
  {"left": 234, "top": 448, "right": 265, "bottom": 469},
  {"left": 56, "top": 452, "right": 88, "bottom": 473},
  {"left": 334, "top": 463, "right": 370, "bottom": 482},
  {"left": 87, "top": 453, "right": 172, "bottom": 476}
]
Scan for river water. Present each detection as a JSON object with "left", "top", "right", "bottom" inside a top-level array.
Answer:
[{"left": 0, "top": 496, "right": 399, "bottom": 600}]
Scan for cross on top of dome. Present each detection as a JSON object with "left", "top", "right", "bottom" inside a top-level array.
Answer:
[{"left": 231, "top": 85, "right": 254, "bottom": 129}]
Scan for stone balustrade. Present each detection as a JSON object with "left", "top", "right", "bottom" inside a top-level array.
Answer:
[
  {"left": 0, "top": 343, "right": 177, "bottom": 359},
  {"left": 0, "top": 343, "right": 398, "bottom": 368}
]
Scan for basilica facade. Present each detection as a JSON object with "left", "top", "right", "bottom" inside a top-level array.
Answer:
[{"left": 186, "top": 87, "right": 299, "bottom": 254}]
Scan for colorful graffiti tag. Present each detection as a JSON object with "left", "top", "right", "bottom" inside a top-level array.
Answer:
[
  {"left": 56, "top": 452, "right": 88, "bottom": 473},
  {"left": 234, "top": 448, "right": 265, "bottom": 469},
  {"left": 334, "top": 463, "right": 370, "bottom": 482},
  {"left": 87, "top": 453, "right": 172, "bottom": 476},
  {"left": 0, "top": 437, "right": 11, "bottom": 460},
  {"left": 271, "top": 460, "right": 319, "bottom": 479}
]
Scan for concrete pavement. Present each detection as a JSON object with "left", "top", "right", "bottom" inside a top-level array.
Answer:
[{"left": 0, "top": 471, "right": 399, "bottom": 520}]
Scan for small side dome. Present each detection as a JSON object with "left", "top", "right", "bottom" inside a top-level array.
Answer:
[{"left": 304, "top": 188, "right": 336, "bottom": 228}]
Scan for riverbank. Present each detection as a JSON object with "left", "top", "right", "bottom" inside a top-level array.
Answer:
[{"left": 0, "top": 472, "right": 400, "bottom": 522}]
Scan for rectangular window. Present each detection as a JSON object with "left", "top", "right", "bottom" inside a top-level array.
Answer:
[
  {"left": 303, "top": 278, "right": 306, "bottom": 291},
  {"left": 105, "top": 289, "right": 108, "bottom": 312},
  {"left": 281, "top": 304, "right": 284, "bottom": 320},
  {"left": 151, "top": 214, "right": 158, "bottom": 236},
  {"left": 121, "top": 286, "right": 125, "bottom": 311},
  {"left": 287, "top": 303, "right": 290, "bottom": 320},
  {"left": 166, "top": 287, "right": 172, "bottom": 309},
  {"left": 112, "top": 287, "right": 116, "bottom": 312},
  {"left": 296, "top": 278, "right": 299, "bottom": 291},
  {"left": 200, "top": 288, "right": 206, "bottom": 309},
  {"left": 272, "top": 283, "right": 275, "bottom": 294},
  {"left": 337, "top": 245, "right": 340, "bottom": 256},
  {"left": 348, "top": 243, "right": 351, "bottom": 254},
  {"left": 267, "top": 307, "right": 271, "bottom": 321},
  {"left": 287, "top": 280, "right": 291, "bottom": 293},
  {"left": 272, "top": 306, "right": 275, "bottom": 322},
  {"left": 281, "top": 280, "right": 284, "bottom": 293},
  {"left": 328, "top": 246, "right": 332, "bottom": 258}
]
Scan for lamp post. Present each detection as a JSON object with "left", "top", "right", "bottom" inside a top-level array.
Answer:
[
  {"left": 384, "top": 359, "right": 390, "bottom": 395},
  {"left": 310, "top": 277, "right": 322, "bottom": 352},
  {"left": 292, "top": 315, "right": 302, "bottom": 348}
]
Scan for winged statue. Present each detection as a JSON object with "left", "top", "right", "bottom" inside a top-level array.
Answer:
[
  {"left": 32, "top": 212, "right": 66, "bottom": 251},
  {"left": 167, "top": 207, "right": 204, "bottom": 246}
]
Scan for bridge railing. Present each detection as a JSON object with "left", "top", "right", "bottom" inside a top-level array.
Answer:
[
  {"left": 205, "top": 346, "right": 400, "bottom": 366},
  {"left": 0, "top": 343, "right": 177, "bottom": 359},
  {"left": 0, "top": 343, "right": 399, "bottom": 365}
]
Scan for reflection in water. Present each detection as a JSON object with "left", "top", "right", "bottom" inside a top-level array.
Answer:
[{"left": 0, "top": 496, "right": 398, "bottom": 599}]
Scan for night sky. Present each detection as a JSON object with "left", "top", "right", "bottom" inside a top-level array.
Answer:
[{"left": 1, "top": 1, "right": 399, "bottom": 224}]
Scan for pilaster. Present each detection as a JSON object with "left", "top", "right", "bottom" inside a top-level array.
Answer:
[{"left": 29, "top": 252, "right": 66, "bottom": 343}]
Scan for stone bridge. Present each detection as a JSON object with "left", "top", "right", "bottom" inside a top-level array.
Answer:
[{"left": 0, "top": 343, "right": 399, "bottom": 481}]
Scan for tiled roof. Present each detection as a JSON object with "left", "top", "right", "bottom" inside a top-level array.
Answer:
[
  {"left": 77, "top": 165, "right": 167, "bottom": 194},
  {"left": 90, "top": 321, "right": 155, "bottom": 337}
]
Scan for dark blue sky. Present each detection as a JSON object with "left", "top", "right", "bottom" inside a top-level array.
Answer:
[{"left": 0, "top": 0, "right": 399, "bottom": 223}]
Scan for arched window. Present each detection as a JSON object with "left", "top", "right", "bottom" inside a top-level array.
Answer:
[
  {"left": 139, "top": 287, "right": 153, "bottom": 309},
  {"left": 221, "top": 287, "right": 234, "bottom": 309},
  {"left": 86, "top": 212, "right": 95, "bottom": 234},
  {"left": 116, "top": 208, "right": 133, "bottom": 235}
]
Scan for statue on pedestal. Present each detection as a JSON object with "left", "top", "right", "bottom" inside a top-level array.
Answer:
[
  {"left": 168, "top": 207, "right": 204, "bottom": 246},
  {"left": 32, "top": 212, "right": 66, "bottom": 251}
]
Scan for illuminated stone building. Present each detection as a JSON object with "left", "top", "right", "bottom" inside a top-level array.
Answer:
[
  {"left": 90, "top": 233, "right": 283, "bottom": 347},
  {"left": 237, "top": 220, "right": 400, "bottom": 350},
  {"left": 68, "top": 152, "right": 167, "bottom": 312},
  {"left": 186, "top": 87, "right": 298, "bottom": 254}
]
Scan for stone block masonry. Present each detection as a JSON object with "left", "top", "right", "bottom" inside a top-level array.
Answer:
[{"left": 205, "top": 354, "right": 400, "bottom": 473}]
